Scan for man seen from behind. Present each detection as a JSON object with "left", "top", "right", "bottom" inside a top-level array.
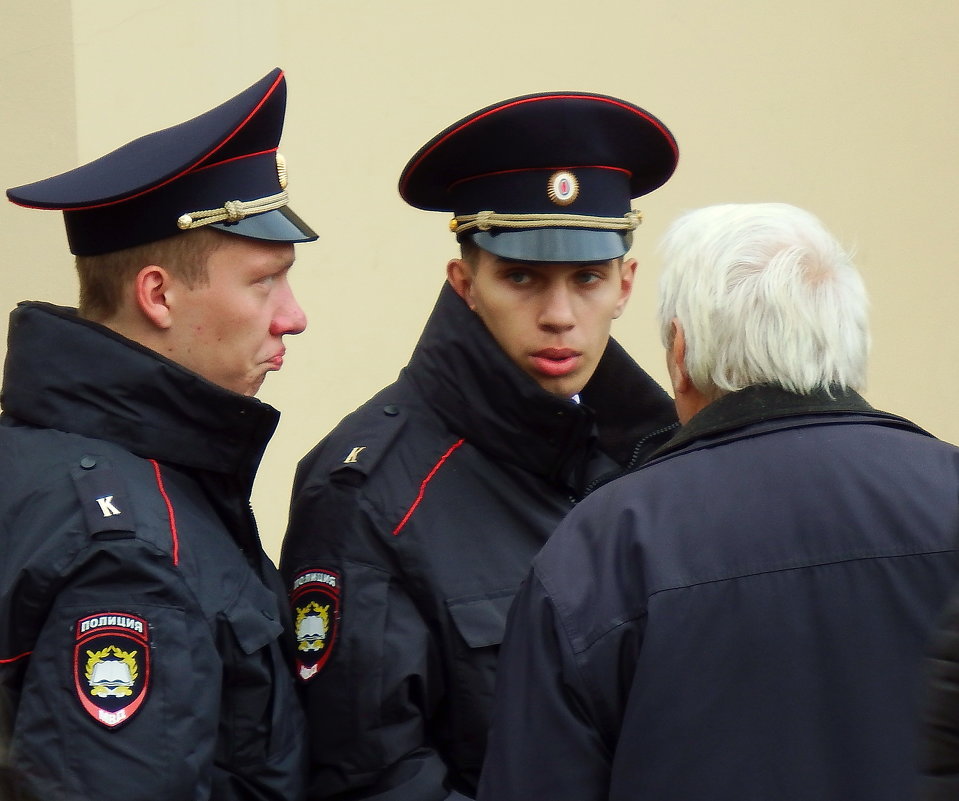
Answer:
[{"left": 478, "top": 202, "right": 959, "bottom": 801}]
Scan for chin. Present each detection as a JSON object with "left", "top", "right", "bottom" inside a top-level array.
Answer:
[{"left": 542, "top": 381, "right": 581, "bottom": 399}]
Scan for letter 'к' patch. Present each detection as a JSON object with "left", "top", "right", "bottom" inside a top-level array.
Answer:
[
  {"left": 71, "top": 459, "right": 136, "bottom": 538},
  {"left": 290, "top": 569, "right": 340, "bottom": 681},
  {"left": 73, "top": 612, "right": 150, "bottom": 728}
]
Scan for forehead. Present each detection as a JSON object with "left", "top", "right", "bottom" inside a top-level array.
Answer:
[
  {"left": 478, "top": 250, "right": 619, "bottom": 272},
  {"left": 208, "top": 236, "right": 296, "bottom": 269}
]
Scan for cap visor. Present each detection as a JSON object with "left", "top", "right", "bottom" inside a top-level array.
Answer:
[
  {"left": 471, "top": 228, "right": 628, "bottom": 263},
  {"left": 211, "top": 205, "right": 318, "bottom": 243}
]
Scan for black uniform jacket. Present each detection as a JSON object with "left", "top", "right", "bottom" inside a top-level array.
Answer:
[
  {"left": 0, "top": 303, "right": 306, "bottom": 801},
  {"left": 920, "top": 579, "right": 959, "bottom": 799},
  {"left": 479, "top": 385, "right": 959, "bottom": 801},
  {"left": 280, "top": 283, "right": 678, "bottom": 800}
]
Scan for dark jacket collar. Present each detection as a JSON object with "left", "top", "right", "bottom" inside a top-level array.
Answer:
[
  {"left": 651, "top": 383, "right": 927, "bottom": 460},
  {"left": 1, "top": 302, "right": 279, "bottom": 494},
  {"left": 402, "top": 283, "right": 677, "bottom": 492}
]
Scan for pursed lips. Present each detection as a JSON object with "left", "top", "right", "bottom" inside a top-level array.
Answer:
[
  {"left": 530, "top": 347, "right": 581, "bottom": 377},
  {"left": 266, "top": 348, "right": 286, "bottom": 369}
]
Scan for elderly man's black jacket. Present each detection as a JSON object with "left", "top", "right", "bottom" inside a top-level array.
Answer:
[{"left": 480, "top": 385, "right": 959, "bottom": 801}]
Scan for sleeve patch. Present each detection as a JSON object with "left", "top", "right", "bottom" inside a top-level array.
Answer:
[
  {"left": 73, "top": 612, "right": 150, "bottom": 728},
  {"left": 290, "top": 569, "right": 341, "bottom": 682}
]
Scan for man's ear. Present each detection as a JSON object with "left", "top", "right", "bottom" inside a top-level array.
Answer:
[
  {"left": 133, "top": 265, "right": 175, "bottom": 330},
  {"left": 667, "top": 319, "right": 713, "bottom": 424},
  {"left": 667, "top": 319, "right": 692, "bottom": 395},
  {"left": 446, "top": 258, "right": 475, "bottom": 310},
  {"left": 612, "top": 258, "right": 638, "bottom": 319}
]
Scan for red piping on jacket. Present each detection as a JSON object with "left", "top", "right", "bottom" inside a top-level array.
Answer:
[
  {"left": 1, "top": 461, "right": 181, "bottom": 665},
  {"left": 0, "top": 651, "right": 31, "bottom": 664},
  {"left": 149, "top": 459, "right": 180, "bottom": 566},
  {"left": 392, "top": 439, "right": 465, "bottom": 536}
]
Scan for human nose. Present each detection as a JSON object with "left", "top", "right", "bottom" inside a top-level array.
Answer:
[
  {"left": 271, "top": 285, "right": 307, "bottom": 336},
  {"left": 538, "top": 283, "right": 575, "bottom": 331}
]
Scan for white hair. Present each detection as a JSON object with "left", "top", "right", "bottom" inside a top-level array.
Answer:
[{"left": 657, "top": 203, "right": 870, "bottom": 398}]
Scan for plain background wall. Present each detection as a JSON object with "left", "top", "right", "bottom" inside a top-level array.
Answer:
[{"left": 2, "top": 0, "right": 957, "bottom": 559}]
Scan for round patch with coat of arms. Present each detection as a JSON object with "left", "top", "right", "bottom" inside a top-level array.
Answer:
[
  {"left": 290, "top": 568, "right": 341, "bottom": 682},
  {"left": 73, "top": 612, "right": 150, "bottom": 728}
]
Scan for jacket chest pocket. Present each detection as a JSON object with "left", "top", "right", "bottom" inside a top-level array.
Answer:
[
  {"left": 446, "top": 589, "right": 516, "bottom": 649},
  {"left": 217, "top": 576, "right": 286, "bottom": 766},
  {"left": 444, "top": 588, "right": 518, "bottom": 772}
]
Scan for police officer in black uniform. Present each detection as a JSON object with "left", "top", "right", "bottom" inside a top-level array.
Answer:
[
  {"left": 280, "top": 92, "right": 680, "bottom": 800},
  {"left": 0, "top": 69, "right": 316, "bottom": 801}
]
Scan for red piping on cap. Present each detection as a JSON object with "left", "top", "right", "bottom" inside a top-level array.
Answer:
[
  {"left": 400, "top": 93, "right": 678, "bottom": 197},
  {"left": 189, "top": 147, "right": 279, "bottom": 175},
  {"left": 448, "top": 163, "right": 631, "bottom": 191},
  {"left": 17, "top": 72, "right": 285, "bottom": 213}
]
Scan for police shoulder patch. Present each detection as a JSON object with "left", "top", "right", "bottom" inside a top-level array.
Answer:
[
  {"left": 290, "top": 569, "right": 341, "bottom": 682},
  {"left": 73, "top": 612, "right": 150, "bottom": 728},
  {"left": 71, "top": 456, "right": 137, "bottom": 539},
  {"left": 328, "top": 405, "right": 407, "bottom": 482}
]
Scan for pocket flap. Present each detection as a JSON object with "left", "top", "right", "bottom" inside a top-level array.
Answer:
[
  {"left": 446, "top": 589, "right": 516, "bottom": 649},
  {"left": 223, "top": 578, "right": 284, "bottom": 655}
]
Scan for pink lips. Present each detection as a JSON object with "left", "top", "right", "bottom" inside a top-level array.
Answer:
[
  {"left": 530, "top": 348, "right": 581, "bottom": 377},
  {"left": 266, "top": 349, "right": 286, "bottom": 370}
]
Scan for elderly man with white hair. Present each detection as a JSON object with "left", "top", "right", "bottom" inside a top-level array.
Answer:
[{"left": 477, "top": 202, "right": 959, "bottom": 801}]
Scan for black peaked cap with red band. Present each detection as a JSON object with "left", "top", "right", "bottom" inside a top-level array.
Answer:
[
  {"left": 7, "top": 68, "right": 317, "bottom": 256},
  {"left": 399, "top": 91, "right": 678, "bottom": 263}
]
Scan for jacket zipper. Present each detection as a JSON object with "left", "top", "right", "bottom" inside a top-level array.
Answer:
[{"left": 572, "top": 421, "right": 681, "bottom": 502}]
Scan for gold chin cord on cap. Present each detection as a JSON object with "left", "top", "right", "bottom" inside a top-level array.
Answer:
[
  {"left": 176, "top": 152, "right": 290, "bottom": 231},
  {"left": 176, "top": 191, "right": 289, "bottom": 230},
  {"left": 449, "top": 209, "right": 643, "bottom": 234}
]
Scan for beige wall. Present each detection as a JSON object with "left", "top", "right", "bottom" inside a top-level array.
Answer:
[{"left": 3, "top": 0, "right": 957, "bottom": 559}]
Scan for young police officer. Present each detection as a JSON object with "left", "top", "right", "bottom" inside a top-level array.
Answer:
[
  {"left": 0, "top": 69, "right": 316, "bottom": 800},
  {"left": 280, "top": 92, "right": 680, "bottom": 800}
]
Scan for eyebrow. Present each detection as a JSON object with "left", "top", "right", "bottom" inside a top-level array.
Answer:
[
  {"left": 493, "top": 258, "right": 612, "bottom": 268},
  {"left": 273, "top": 253, "right": 296, "bottom": 271}
]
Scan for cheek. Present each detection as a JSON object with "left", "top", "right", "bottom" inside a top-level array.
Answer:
[
  {"left": 211, "top": 297, "right": 267, "bottom": 339},
  {"left": 484, "top": 309, "right": 524, "bottom": 347},
  {"left": 584, "top": 309, "right": 615, "bottom": 347},
  {"left": 197, "top": 319, "right": 234, "bottom": 345}
]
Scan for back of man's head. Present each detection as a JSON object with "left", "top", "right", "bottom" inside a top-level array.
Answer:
[{"left": 657, "top": 202, "right": 869, "bottom": 399}]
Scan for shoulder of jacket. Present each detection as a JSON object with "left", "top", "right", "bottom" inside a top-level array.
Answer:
[
  {"left": 299, "top": 399, "right": 417, "bottom": 487},
  {"left": 1, "top": 428, "right": 177, "bottom": 560},
  {"left": 67, "top": 450, "right": 148, "bottom": 541}
]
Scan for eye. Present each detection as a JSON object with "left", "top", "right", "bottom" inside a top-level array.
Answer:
[
  {"left": 255, "top": 268, "right": 288, "bottom": 288},
  {"left": 504, "top": 270, "right": 531, "bottom": 285},
  {"left": 574, "top": 270, "right": 603, "bottom": 285}
]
